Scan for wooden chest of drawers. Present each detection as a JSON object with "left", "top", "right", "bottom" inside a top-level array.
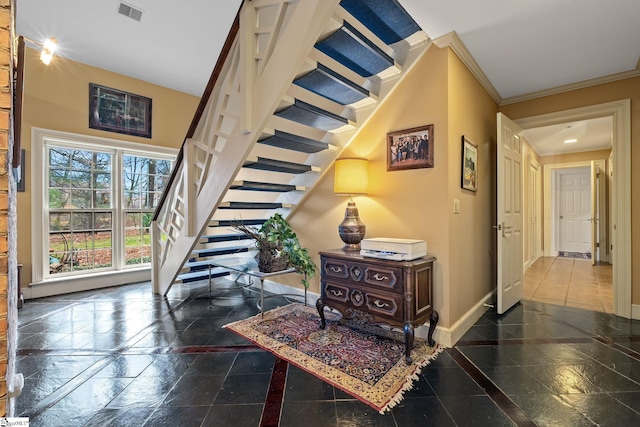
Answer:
[{"left": 316, "top": 249, "right": 438, "bottom": 363}]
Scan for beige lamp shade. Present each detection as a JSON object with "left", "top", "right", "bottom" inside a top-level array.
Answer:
[{"left": 334, "top": 157, "right": 369, "bottom": 195}]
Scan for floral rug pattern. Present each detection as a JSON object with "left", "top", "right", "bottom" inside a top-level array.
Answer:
[{"left": 224, "top": 303, "right": 442, "bottom": 413}]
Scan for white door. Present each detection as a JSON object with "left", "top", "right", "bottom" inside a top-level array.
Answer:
[
  {"left": 590, "top": 162, "right": 598, "bottom": 265},
  {"left": 558, "top": 168, "right": 591, "bottom": 254},
  {"left": 497, "top": 113, "right": 523, "bottom": 314}
]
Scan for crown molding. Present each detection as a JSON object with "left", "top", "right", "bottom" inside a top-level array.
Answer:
[
  {"left": 501, "top": 68, "right": 640, "bottom": 106},
  {"left": 433, "top": 33, "right": 640, "bottom": 107},
  {"left": 433, "top": 31, "right": 502, "bottom": 105}
]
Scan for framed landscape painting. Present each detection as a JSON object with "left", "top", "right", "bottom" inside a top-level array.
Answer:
[{"left": 89, "top": 83, "right": 152, "bottom": 138}]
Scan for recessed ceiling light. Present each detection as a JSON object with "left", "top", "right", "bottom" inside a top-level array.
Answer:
[{"left": 564, "top": 139, "right": 577, "bottom": 144}]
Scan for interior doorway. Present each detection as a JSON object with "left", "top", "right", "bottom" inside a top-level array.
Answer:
[{"left": 513, "top": 99, "right": 630, "bottom": 318}]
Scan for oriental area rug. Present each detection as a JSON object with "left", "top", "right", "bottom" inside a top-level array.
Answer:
[{"left": 223, "top": 303, "right": 442, "bottom": 413}]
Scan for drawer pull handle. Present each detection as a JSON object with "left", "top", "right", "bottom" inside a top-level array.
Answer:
[
  {"left": 373, "top": 273, "right": 389, "bottom": 281},
  {"left": 373, "top": 300, "right": 390, "bottom": 308},
  {"left": 330, "top": 289, "right": 344, "bottom": 297},
  {"left": 330, "top": 266, "right": 343, "bottom": 273}
]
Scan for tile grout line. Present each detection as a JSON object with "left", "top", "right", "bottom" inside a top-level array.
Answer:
[
  {"left": 16, "top": 291, "right": 247, "bottom": 420},
  {"left": 563, "top": 258, "right": 573, "bottom": 306},
  {"left": 447, "top": 348, "right": 536, "bottom": 427},
  {"left": 529, "top": 258, "right": 551, "bottom": 302},
  {"left": 593, "top": 336, "right": 640, "bottom": 362},
  {"left": 525, "top": 257, "right": 612, "bottom": 313},
  {"left": 21, "top": 354, "right": 117, "bottom": 420}
]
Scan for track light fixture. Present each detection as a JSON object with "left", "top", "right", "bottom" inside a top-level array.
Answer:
[{"left": 19, "top": 36, "right": 58, "bottom": 65}]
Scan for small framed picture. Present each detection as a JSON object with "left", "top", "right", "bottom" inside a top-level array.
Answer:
[
  {"left": 461, "top": 135, "right": 478, "bottom": 192},
  {"left": 387, "top": 124, "right": 434, "bottom": 171}
]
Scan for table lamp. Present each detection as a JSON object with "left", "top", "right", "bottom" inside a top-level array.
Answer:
[{"left": 334, "top": 157, "right": 368, "bottom": 251}]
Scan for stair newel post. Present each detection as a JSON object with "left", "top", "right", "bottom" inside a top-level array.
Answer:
[
  {"left": 240, "top": 1, "right": 254, "bottom": 134},
  {"left": 150, "top": 220, "right": 161, "bottom": 294},
  {"left": 183, "top": 138, "right": 196, "bottom": 237}
]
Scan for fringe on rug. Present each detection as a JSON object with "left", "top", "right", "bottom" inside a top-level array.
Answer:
[{"left": 379, "top": 344, "right": 445, "bottom": 414}]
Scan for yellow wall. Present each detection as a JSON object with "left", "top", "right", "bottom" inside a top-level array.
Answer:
[
  {"left": 446, "top": 49, "right": 499, "bottom": 324},
  {"left": 289, "top": 45, "right": 498, "bottom": 329},
  {"left": 500, "top": 76, "right": 640, "bottom": 304},
  {"left": 18, "top": 48, "right": 200, "bottom": 287}
]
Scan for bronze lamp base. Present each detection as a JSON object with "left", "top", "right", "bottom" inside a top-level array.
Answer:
[{"left": 338, "top": 199, "right": 365, "bottom": 251}]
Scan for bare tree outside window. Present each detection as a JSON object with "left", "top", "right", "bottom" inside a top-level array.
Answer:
[
  {"left": 123, "top": 155, "right": 171, "bottom": 265},
  {"left": 47, "top": 146, "right": 172, "bottom": 274}
]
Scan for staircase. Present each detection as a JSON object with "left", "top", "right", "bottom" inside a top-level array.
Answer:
[{"left": 151, "top": 0, "right": 431, "bottom": 296}]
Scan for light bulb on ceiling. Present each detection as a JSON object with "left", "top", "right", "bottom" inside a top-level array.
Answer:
[
  {"left": 40, "top": 38, "right": 58, "bottom": 65},
  {"left": 564, "top": 138, "right": 577, "bottom": 144}
]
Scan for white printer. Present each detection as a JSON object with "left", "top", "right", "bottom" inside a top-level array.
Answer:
[{"left": 360, "top": 237, "right": 427, "bottom": 261}]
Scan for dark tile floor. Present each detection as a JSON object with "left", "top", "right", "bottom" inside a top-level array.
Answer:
[{"left": 13, "top": 279, "right": 640, "bottom": 426}]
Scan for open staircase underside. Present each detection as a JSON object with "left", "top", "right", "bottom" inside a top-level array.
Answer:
[{"left": 151, "top": 0, "right": 431, "bottom": 296}]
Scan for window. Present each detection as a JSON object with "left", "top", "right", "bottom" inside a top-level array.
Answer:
[
  {"left": 48, "top": 147, "right": 113, "bottom": 274},
  {"left": 32, "top": 129, "right": 176, "bottom": 284},
  {"left": 123, "top": 154, "right": 171, "bottom": 266}
]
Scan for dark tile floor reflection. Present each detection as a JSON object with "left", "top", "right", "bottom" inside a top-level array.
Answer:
[{"left": 14, "top": 279, "right": 640, "bottom": 426}]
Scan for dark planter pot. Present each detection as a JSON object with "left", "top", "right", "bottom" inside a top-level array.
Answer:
[{"left": 255, "top": 248, "right": 288, "bottom": 273}]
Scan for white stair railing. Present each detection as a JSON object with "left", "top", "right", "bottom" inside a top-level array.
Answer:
[{"left": 151, "top": 0, "right": 341, "bottom": 295}]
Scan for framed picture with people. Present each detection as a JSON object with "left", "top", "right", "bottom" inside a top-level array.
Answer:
[{"left": 387, "top": 124, "right": 434, "bottom": 171}]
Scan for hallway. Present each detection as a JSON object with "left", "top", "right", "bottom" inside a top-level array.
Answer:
[{"left": 523, "top": 257, "right": 613, "bottom": 313}]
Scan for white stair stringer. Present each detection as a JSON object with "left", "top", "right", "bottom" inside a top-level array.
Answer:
[{"left": 152, "top": 0, "right": 342, "bottom": 295}]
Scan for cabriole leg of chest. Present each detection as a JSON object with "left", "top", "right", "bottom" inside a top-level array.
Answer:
[{"left": 403, "top": 322, "right": 414, "bottom": 364}]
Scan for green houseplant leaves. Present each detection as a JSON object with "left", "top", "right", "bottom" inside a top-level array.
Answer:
[{"left": 233, "top": 214, "right": 317, "bottom": 288}]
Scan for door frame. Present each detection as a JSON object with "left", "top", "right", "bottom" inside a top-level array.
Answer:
[
  {"left": 515, "top": 99, "right": 631, "bottom": 318},
  {"left": 547, "top": 165, "right": 594, "bottom": 256},
  {"left": 524, "top": 154, "right": 541, "bottom": 270}
]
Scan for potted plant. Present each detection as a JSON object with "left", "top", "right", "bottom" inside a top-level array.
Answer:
[{"left": 232, "top": 213, "right": 317, "bottom": 288}]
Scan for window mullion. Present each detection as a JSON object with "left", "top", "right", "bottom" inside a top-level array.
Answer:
[
  {"left": 38, "top": 142, "right": 50, "bottom": 282},
  {"left": 113, "top": 150, "right": 123, "bottom": 270}
]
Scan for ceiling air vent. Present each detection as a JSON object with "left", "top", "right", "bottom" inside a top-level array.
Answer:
[{"left": 118, "top": 2, "right": 143, "bottom": 22}]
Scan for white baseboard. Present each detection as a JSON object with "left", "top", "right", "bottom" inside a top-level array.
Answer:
[
  {"left": 415, "top": 290, "right": 496, "bottom": 347},
  {"left": 260, "top": 278, "right": 320, "bottom": 305},
  {"left": 25, "top": 268, "right": 151, "bottom": 300},
  {"left": 632, "top": 304, "right": 640, "bottom": 320}
]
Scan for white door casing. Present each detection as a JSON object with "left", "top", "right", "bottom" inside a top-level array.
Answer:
[
  {"left": 590, "top": 161, "right": 598, "bottom": 264},
  {"left": 497, "top": 113, "right": 524, "bottom": 315},
  {"left": 526, "top": 156, "right": 540, "bottom": 269}
]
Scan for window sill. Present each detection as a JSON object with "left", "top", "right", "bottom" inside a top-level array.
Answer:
[{"left": 26, "top": 267, "right": 151, "bottom": 300}]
